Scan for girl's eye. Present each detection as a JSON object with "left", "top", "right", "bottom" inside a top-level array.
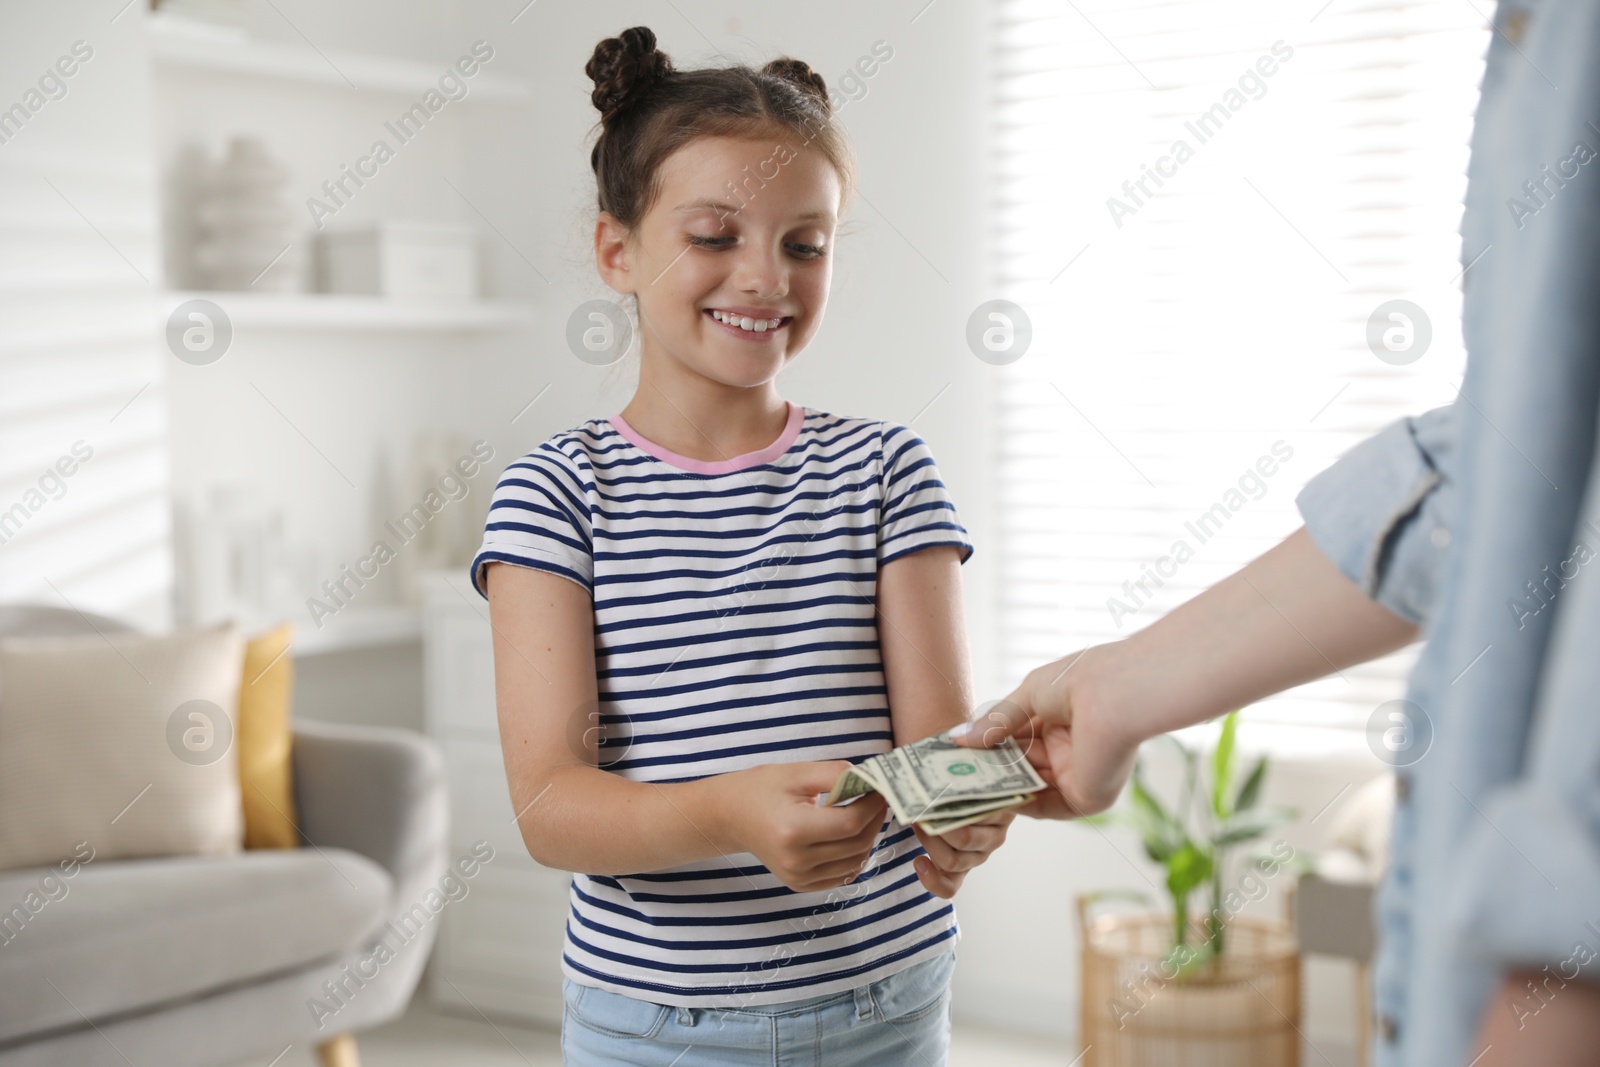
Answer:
[{"left": 685, "top": 234, "right": 827, "bottom": 259}]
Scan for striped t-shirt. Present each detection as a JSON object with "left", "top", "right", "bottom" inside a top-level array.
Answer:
[{"left": 470, "top": 401, "right": 974, "bottom": 1007}]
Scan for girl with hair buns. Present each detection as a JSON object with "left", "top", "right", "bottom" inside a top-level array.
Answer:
[{"left": 470, "top": 24, "right": 1007, "bottom": 1066}]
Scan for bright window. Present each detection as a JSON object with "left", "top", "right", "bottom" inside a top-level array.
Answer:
[{"left": 991, "top": 0, "right": 1491, "bottom": 747}]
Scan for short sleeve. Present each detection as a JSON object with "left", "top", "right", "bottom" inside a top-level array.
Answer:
[
  {"left": 878, "top": 424, "right": 974, "bottom": 567},
  {"left": 1295, "top": 404, "right": 1458, "bottom": 625},
  {"left": 470, "top": 444, "right": 594, "bottom": 597}
]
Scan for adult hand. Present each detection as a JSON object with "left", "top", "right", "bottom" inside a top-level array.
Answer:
[{"left": 953, "top": 644, "right": 1142, "bottom": 820}]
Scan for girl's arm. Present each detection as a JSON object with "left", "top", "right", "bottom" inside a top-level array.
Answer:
[
  {"left": 878, "top": 545, "right": 975, "bottom": 745},
  {"left": 877, "top": 544, "right": 1014, "bottom": 897},
  {"left": 488, "top": 562, "right": 887, "bottom": 888}
]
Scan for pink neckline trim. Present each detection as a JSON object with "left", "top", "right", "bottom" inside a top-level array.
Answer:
[{"left": 610, "top": 402, "right": 805, "bottom": 475}]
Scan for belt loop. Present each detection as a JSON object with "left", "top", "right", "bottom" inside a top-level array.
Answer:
[
  {"left": 675, "top": 1006, "right": 695, "bottom": 1027},
  {"left": 854, "top": 981, "right": 875, "bottom": 1020}
]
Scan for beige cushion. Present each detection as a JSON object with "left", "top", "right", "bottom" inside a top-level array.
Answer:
[{"left": 0, "top": 622, "right": 247, "bottom": 871}]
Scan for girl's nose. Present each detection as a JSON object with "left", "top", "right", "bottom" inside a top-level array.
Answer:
[{"left": 732, "top": 244, "right": 787, "bottom": 298}]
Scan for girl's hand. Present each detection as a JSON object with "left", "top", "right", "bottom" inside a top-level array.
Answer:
[
  {"left": 912, "top": 810, "right": 1017, "bottom": 898},
  {"left": 722, "top": 761, "right": 889, "bottom": 894}
]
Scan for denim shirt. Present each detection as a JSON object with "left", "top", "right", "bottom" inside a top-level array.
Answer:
[{"left": 1295, "top": 3, "right": 1600, "bottom": 1063}]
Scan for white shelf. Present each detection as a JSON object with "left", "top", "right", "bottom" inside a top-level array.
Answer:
[
  {"left": 159, "top": 291, "right": 536, "bottom": 332},
  {"left": 293, "top": 604, "right": 422, "bottom": 657},
  {"left": 146, "top": 13, "right": 531, "bottom": 103}
]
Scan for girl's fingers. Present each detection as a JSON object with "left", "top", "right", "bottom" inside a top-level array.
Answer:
[
  {"left": 808, "top": 803, "right": 887, "bottom": 861},
  {"left": 840, "top": 794, "right": 889, "bottom": 832},
  {"left": 914, "top": 827, "right": 962, "bottom": 870},
  {"left": 961, "top": 810, "right": 1020, "bottom": 831},
  {"left": 808, "top": 793, "right": 887, "bottom": 841},
  {"left": 914, "top": 828, "right": 993, "bottom": 874},
  {"left": 922, "top": 843, "right": 984, "bottom": 874},
  {"left": 913, "top": 855, "right": 962, "bottom": 899},
  {"left": 937, "top": 823, "right": 1010, "bottom": 855},
  {"left": 794, "top": 850, "right": 878, "bottom": 890},
  {"left": 799, "top": 760, "right": 860, "bottom": 797}
]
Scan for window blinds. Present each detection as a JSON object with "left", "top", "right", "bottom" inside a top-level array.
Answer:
[{"left": 990, "top": 0, "right": 1490, "bottom": 737}]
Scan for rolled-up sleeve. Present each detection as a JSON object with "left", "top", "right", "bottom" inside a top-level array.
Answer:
[{"left": 1295, "top": 404, "right": 1459, "bottom": 626}]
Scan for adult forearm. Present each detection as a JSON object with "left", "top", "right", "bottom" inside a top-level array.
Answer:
[
  {"left": 513, "top": 763, "right": 738, "bottom": 875},
  {"left": 1104, "top": 527, "right": 1419, "bottom": 740}
]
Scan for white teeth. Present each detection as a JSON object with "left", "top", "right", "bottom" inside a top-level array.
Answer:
[{"left": 711, "top": 309, "right": 783, "bottom": 332}]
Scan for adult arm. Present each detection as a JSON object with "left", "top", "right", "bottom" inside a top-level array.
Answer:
[
  {"left": 967, "top": 527, "right": 1419, "bottom": 817},
  {"left": 958, "top": 405, "right": 1460, "bottom": 813}
]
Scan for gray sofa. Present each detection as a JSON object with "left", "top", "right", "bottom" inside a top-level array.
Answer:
[{"left": 0, "top": 606, "right": 449, "bottom": 1067}]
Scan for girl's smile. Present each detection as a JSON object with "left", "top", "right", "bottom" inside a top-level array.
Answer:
[{"left": 702, "top": 306, "right": 795, "bottom": 339}]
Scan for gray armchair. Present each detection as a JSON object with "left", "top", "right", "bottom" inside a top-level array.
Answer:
[{"left": 0, "top": 606, "right": 448, "bottom": 1067}]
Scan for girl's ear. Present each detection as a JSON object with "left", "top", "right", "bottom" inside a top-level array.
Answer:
[{"left": 594, "top": 211, "right": 635, "bottom": 295}]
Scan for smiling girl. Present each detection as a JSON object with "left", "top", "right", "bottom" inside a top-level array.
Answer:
[{"left": 471, "top": 26, "right": 1010, "bottom": 1066}]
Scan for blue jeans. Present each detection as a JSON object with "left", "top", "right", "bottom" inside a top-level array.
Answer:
[{"left": 560, "top": 951, "right": 956, "bottom": 1066}]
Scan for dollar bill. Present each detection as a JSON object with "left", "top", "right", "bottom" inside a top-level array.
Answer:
[
  {"left": 821, "top": 728, "right": 1046, "bottom": 836},
  {"left": 919, "top": 794, "right": 1033, "bottom": 836}
]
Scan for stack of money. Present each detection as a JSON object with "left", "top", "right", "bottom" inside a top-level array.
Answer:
[{"left": 821, "top": 729, "right": 1048, "bottom": 835}]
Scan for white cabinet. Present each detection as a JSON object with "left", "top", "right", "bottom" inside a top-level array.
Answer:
[{"left": 421, "top": 569, "right": 568, "bottom": 1028}]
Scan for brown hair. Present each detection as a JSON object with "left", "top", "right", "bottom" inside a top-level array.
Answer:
[{"left": 585, "top": 26, "right": 855, "bottom": 231}]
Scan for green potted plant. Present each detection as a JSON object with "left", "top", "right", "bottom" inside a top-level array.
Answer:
[{"left": 1075, "top": 712, "right": 1310, "bottom": 1066}]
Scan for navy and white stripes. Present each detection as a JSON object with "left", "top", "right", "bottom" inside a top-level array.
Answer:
[{"left": 471, "top": 403, "right": 973, "bottom": 1007}]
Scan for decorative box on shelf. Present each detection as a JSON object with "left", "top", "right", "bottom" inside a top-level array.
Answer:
[{"left": 321, "top": 222, "right": 479, "bottom": 300}]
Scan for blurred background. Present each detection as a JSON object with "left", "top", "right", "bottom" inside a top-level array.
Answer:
[{"left": 0, "top": 1, "right": 1491, "bottom": 1064}]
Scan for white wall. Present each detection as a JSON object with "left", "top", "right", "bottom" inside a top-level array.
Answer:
[{"left": 0, "top": 5, "right": 172, "bottom": 630}]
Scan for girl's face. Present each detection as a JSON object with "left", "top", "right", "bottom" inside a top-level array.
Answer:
[{"left": 597, "top": 134, "right": 840, "bottom": 391}]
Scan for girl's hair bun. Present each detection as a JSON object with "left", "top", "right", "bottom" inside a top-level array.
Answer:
[
  {"left": 584, "top": 30, "right": 855, "bottom": 227},
  {"left": 762, "top": 57, "right": 830, "bottom": 112},
  {"left": 586, "top": 26, "right": 674, "bottom": 124}
]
